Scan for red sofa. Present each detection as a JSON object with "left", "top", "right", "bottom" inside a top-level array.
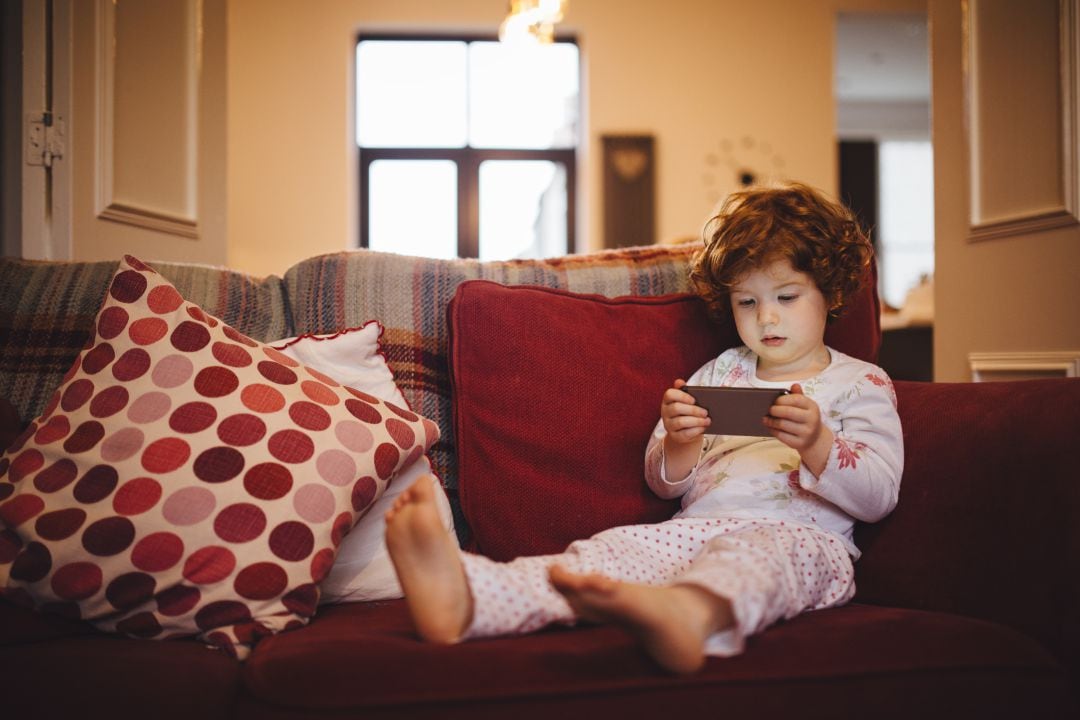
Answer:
[{"left": 0, "top": 248, "right": 1077, "bottom": 719}]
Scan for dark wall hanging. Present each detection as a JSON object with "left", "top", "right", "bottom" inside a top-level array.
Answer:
[{"left": 602, "top": 135, "right": 655, "bottom": 248}]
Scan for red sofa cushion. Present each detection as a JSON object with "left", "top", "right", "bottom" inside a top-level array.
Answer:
[
  {"left": 239, "top": 599, "right": 1071, "bottom": 718},
  {"left": 450, "top": 287, "right": 723, "bottom": 559},
  {"left": 448, "top": 274, "right": 880, "bottom": 561},
  {"left": 855, "top": 378, "right": 1080, "bottom": 683}
]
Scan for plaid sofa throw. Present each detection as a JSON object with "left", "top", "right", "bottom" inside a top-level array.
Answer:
[
  {"left": 0, "top": 258, "right": 292, "bottom": 430},
  {"left": 284, "top": 244, "right": 700, "bottom": 541}
]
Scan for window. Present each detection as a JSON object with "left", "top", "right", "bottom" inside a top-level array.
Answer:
[{"left": 356, "top": 36, "right": 579, "bottom": 259}]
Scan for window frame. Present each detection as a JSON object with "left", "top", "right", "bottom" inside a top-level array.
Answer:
[{"left": 356, "top": 33, "right": 579, "bottom": 259}]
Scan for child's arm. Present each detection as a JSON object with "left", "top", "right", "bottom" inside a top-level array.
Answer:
[
  {"left": 766, "top": 375, "right": 903, "bottom": 522},
  {"left": 644, "top": 379, "right": 710, "bottom": 499},
  {"left": 661, "top": 379, "right": 710, "bottom": 480},
  {"left": 764, "top": 383, "right": 833, "bottom": 476}
]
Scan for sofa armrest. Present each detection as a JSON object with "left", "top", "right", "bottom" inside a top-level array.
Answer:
[
  {"left": 854, "top": 378, "right": 1080, "bottom": 672},
  {"left": 0, "top": 398, "right": 20, "bottom": 454}
]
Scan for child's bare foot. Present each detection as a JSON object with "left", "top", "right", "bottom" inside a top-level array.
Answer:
[
  {"left": 384, "top": 476, "right": 472, "bottom": 643},
  {"left": 549, "top": 565, "right": 732, "bottom": 674}
]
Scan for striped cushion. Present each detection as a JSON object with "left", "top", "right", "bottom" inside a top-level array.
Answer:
[
  {"left": 283, "top": 244, "right": 699, "bottom": 539},
  {"left": 0, "top": 258, "right": 291, "bottom": 431}
]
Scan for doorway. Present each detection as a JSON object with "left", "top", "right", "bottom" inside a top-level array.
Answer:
[
  {"left": 1, "top": 0, "right": 72, "bottom": 260},
  {"left": 835, "top": 12, "right": 933, "bottom": 380}
]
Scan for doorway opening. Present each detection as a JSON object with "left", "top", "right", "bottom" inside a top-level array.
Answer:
[{"left": 836, "top": 12, "right": 933, "bottom": 380}]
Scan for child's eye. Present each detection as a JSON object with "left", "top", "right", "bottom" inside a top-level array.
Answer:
[
  {"left": 735, "top": 298, "right": 755, "bottom": 308},
  {"left": 778, "top": 294, "right": 799, "bottom": 303}
]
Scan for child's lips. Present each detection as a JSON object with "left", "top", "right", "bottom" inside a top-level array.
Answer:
[{"left": 762, "top": 336, "right": 785, "bottom": 347}]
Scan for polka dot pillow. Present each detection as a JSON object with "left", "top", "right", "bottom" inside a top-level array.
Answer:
[{"left": 0, "top": 256, "right": 439, "bottom": 658}]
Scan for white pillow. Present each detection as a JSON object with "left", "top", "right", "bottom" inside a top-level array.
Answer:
[{"left": 274, "top": 322, "right": 456, "bottom": 603}]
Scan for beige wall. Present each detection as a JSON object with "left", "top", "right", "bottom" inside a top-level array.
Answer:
[
  {"left": 930, "top": 0, "right": 1080, "bottom": 381},
  {"left": 226, "top": 0, "right": 925, "bottom": 276},
  {"left": 39, "top": 0, "right": 1080, "bottom": 383}
]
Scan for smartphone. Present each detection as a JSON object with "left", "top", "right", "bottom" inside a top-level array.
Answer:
[{"left": 683, "top": 386, "right": 789, "bottom": 437}]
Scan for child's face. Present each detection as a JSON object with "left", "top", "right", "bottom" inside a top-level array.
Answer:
[{"left": 729, "top": 259, "right": 830, "bottom": 380}]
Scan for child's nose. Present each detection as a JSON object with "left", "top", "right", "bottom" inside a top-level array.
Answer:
[{"left": 758, "top": 304, "right": 778, "bottom": 325}]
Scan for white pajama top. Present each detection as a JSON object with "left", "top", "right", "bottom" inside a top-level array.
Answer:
[{"left": 644, "top": 345, "right": 904, "bottom": 559}]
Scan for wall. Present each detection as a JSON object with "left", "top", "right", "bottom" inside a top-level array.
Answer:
[
  {"left": 20, "top": 0, "right": 1076, "bottom": 384},
  {"left": 930, "top": 0, "right": 1080, "bottom": 381},
  {"left": 227, "top": 0, "right": 925, "bottom": 276}
]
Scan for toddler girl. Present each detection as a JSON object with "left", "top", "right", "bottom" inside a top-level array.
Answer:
[{"left": 384, "top": 182, "right": 903, "bottom": 673}]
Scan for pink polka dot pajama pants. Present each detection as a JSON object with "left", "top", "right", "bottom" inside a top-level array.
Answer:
[{"left": 459, "top": 517, "right": 855, "bottom": 656}]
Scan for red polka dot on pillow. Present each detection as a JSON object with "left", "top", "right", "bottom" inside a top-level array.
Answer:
[{"left": 0, "top": 255, "right": 438, "bottom": 658}]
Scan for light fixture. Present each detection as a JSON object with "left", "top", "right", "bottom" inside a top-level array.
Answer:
[{"left": 499, "top": 0, "right": 567, "bottom": 45}]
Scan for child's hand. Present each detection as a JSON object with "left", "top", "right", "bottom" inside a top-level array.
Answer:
[
  {"left": 764, "top": 383, "right": 833, "bottom": 477},
  {"left": 660, "top": 379, "right": 710, "bottom": 445}
]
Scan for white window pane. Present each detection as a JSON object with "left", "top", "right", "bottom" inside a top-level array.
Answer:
[
  {"left": 369, "top": 160, "right": 457, "bottom": 259},
  {"left": 357, "top": 41, "right": 467, "bottom": 148},
  {"left": 479, "top": 161, "right": 566, "bottom": 260},
  {"left": 469, "top": 42, "right": 579, "bottom": 149},
  {"left": 879, "top": 141, "right": 935, "bottom": 307}
]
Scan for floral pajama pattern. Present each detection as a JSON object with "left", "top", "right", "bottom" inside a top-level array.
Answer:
[{"left": 460, "top": 516, "right": 854, "bottom": 656}]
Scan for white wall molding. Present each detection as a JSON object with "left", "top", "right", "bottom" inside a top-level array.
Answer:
[
  {"left": 964, "top": 0, "right": 1080, "bottom": 242},
  {"left": 965, "top": 208, "right": 1079, "bottom": 242},
  {"left": 94, "top": 0, "right": 200, "bottom": 239},
  {"left": 97, "top": 202, "right": 198, "bottom": 239},
  {"left": 969, "top": 351, "right": 1080, "bottom": 381},
  {"left": 1061, "top": 0, "right": 1080, "bottom": 221}
]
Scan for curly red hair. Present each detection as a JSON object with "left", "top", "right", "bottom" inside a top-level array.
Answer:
[{"left": 690, "top": 182, "right": 873, "bottom": 324}]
